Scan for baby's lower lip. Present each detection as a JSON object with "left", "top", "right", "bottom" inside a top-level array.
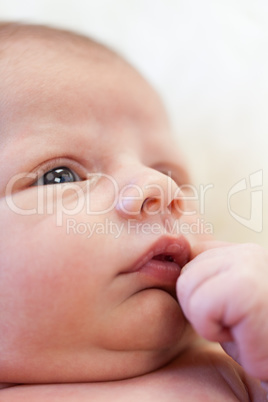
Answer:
[
  {"left": 133, "top": 258, "right": 181, "bottom": 296},
  {"left": 137, "top": 258, "right": 181, "bottom": 283}
]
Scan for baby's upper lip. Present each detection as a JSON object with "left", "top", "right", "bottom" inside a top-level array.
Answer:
[{"left": 123, "top": 235, "right": 191, "bottom": 275}]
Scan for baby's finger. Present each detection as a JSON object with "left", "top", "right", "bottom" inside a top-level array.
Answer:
[
  {"left": 177, "top": 252, "right": 235, "bottom": 342},
  {"left": 177, "top": 243, "right": 268, "bottom": 380},
  {"left": 178, "top": 267, "right": 253, "bottom": 343},
  {"left": 190, "top": 240, "right": 232, "bottom": 259},
  {"left": 178, "top": 245, "right": 232, "bottom": 306}
]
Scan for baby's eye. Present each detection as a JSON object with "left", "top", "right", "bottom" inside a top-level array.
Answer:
[{"left": 36, "top": 166, "right": 80, "bottom": 185}]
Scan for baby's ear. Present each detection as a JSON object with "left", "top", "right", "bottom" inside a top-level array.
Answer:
[{"left": 190, "top": 240, "right": 233, "bottom": 259}]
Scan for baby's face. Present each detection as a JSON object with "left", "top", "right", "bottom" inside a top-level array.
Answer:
[{"left": 0, "top": 36, "right": 201, "bottom": 383}]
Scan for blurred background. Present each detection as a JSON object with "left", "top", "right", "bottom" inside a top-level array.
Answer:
[{"left": 0, "top": 0, "right": 267, "bottom": 246}]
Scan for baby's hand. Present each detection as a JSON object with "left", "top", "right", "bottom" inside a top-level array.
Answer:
[{"left": 177, "top": 241, "right": 268, "bottom": 381}]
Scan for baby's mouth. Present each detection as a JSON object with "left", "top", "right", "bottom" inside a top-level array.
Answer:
[
  {"left": 137, "top": 252, "right": 183, "bottom": 296},
  {"left": 152, "top": 254, "right": 176, "bottom": 262},
  {"left": 123, "top": 236, "right": 191, "bottom": 297}
]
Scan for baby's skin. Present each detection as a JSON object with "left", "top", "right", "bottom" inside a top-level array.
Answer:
[
  {"left": 0, "top": 23, "right": 267, "bottom": 401},
  {"left": 178, "top": 241, "right": 268, "bottom": 383},
  {"left": 0, "top": 343, "right": 265, "bottom": 402}
]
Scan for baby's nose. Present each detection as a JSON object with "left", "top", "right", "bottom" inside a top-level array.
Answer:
[{"left": 115, "top": 167, "right": 184, "bottom": 220}]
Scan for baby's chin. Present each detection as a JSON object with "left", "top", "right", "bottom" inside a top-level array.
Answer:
[
  {"left": 66, "top": 321, "right": 196, "bottom": 383},
  {"left": 79, "top": 290, "right": 196, "bottom": 382},
  {"left": 101, "top": 288, "right": 189, "bottom": 349}
]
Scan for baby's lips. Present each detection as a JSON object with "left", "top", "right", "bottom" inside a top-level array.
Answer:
[{"left": 124, "top": 235, "right": 191, "bottom": 275}]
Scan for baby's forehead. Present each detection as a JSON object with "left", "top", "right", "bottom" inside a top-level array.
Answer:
[
  {"left": 0, "top": 23, "right": 173, "bottom": 153},
  {"left": 0, "top": 24, "right": 156, "bottom": 98},
  {"left": 0, "top": 24, "right": 122, "bottom": 88},
  {"left": 0, "top": 23, "right": 112, "bottom": 57},
  {"left": 0, "top": 24, "right": 167, "bottom": 120}
]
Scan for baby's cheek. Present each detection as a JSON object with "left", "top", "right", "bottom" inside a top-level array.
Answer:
[{"left": 0, "top": 224, "right": 95, "bottom": 348}]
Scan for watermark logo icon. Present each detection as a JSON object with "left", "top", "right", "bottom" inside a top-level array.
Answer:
[{"left": 227, "top": 170, "right": 263, "bottom": 232}]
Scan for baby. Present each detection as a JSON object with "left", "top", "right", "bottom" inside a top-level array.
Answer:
[{"left": 0, "top": 22, "right": 267, "bottom": 401}]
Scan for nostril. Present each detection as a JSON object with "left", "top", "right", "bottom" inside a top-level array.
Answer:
[
  {"left": 140, "top": 197, "right": 150, "bottom": 210},
  {"left": 141, "top": 196, "right": 184, "bottom": 217},
  {"left": 169, "top": 198, "right": 184, "bottom": 217},
  {"left": 141, "top": 197, "right": 162, "bottom": 215}
]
